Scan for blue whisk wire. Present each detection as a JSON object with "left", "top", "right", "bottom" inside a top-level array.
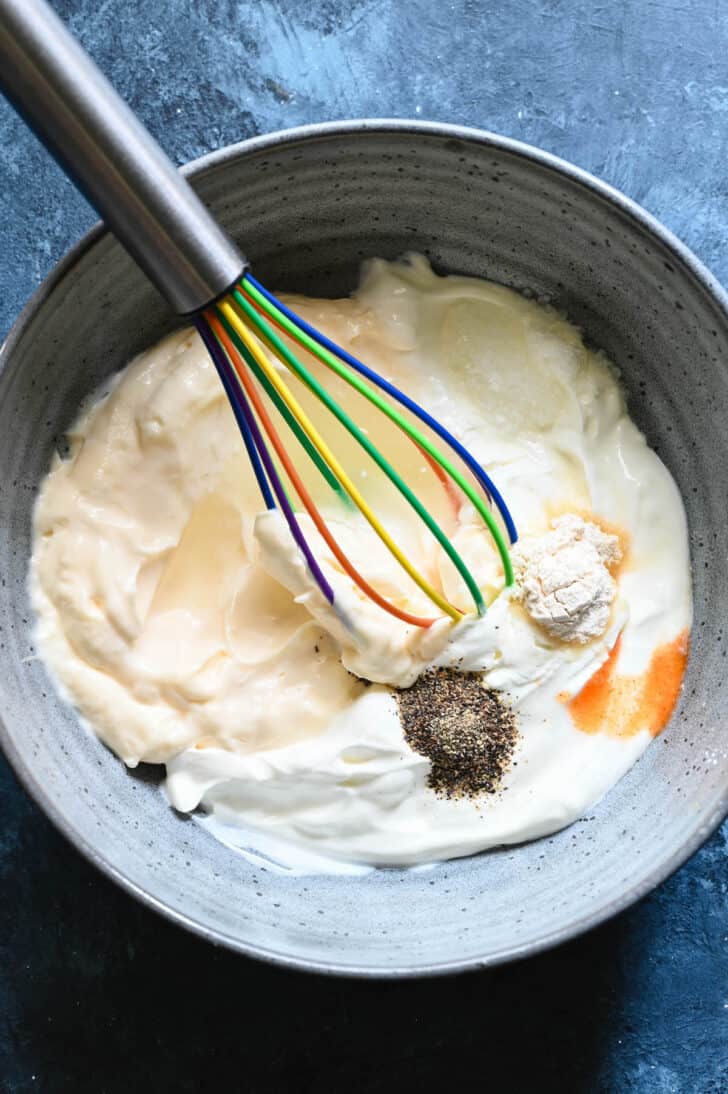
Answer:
[{"left": 243, "top": 273, "right": 519, "bottom": 545}]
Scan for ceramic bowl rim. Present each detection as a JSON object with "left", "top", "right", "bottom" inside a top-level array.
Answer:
[{"left": 1, "top": 118, "right": 727, "bottom": 978}]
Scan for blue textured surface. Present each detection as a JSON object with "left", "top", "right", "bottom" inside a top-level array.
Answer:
[{"left": 0, "top": 1, "right": 726, "bottom": 1090}]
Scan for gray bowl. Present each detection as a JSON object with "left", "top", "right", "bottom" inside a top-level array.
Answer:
[{"left": 1, "top": 120, "right": 727, "bottom": 977}]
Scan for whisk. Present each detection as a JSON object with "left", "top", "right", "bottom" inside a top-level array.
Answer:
[{"left": 0, "top": 0, "right": 517, "bottom": 629}]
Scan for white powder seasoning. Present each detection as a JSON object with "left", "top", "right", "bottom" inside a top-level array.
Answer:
[{"left": 512, "top": 515, "right": 622, "bottom": 644}]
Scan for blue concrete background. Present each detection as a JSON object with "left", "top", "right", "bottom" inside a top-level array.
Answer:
[{"left": 0, "top": 1, "right": 726, "bottom": 1090}]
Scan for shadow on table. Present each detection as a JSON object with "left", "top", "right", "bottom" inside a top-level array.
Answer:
[{"left": 1, "top": 795, "right": 632, "bottom": 1094}]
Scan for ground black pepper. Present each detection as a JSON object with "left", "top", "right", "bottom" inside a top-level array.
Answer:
[{"left": 395, "top": 668, "right": 519, "bottom": 799}]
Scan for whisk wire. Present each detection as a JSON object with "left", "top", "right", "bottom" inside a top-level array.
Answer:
[
  {"left": 242, "top": 274, "right": 518, "bottom": 548},
  {"left": 216, "top": 310, "right": 348, "bottom": 503},
  {"left": 237, "top": 279, "right": 514, "bottom": 588},
  {"left": 226, "top": 292, "right": 486, "bottom": 616},
  {"left": 195, "top": 316, "right": 335, "bottom": 604},
  {"left": 209, "top": 313, "right": 440, "bottom": 629},
  {"left": 194, "top": 317, "right": 274, "bottom": 510},
  {"left": 215, "top": 298, "right": 465, "bottom": 622},
  {"left": 198, "top": 278, "right": 518, "bottom": 628}
]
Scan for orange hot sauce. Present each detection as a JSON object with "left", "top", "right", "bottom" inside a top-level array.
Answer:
[{"left": 566, "top": 630, "right": 690, "bottom": 739}]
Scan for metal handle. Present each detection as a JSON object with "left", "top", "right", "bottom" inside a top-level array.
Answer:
[{"left": 0, "top": 0, "right": 246, "bottom": 314}]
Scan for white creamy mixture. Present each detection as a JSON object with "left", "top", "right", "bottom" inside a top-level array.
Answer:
[{"left": 31, "top": 257, "right": 692, "bottom": 870}]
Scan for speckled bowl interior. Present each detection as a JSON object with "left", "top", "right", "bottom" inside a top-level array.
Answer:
[{"left": 1, "top": 122, "right": 727, "bottom": 976}]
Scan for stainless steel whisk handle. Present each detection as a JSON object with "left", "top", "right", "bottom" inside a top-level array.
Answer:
[{"left": 0, "top": 0, "right": 246, "bottom": 314}]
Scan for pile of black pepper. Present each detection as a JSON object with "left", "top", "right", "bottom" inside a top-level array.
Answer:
[{"left": 395, "top": 668, "right": 519, "bottom": 799}]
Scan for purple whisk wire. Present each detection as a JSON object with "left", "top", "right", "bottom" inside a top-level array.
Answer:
[{"left": 195, "top": 316, "right": 335, "bottom": 605}]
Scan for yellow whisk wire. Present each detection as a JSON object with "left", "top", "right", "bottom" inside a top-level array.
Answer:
[{"left": 217, "top": 299, "right": 463, "bottom": 622}]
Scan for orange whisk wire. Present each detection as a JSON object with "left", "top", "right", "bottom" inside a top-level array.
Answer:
[{"left": 208, "top": 313, "right": 437, "bottom": 628}]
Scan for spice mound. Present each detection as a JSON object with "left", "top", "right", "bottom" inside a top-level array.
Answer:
[
  {"left": 513, "top": 514, "right": 622, "bottom": 644},
  {"left": 395, "top": 669, "right": 519, "bottom": 799}
]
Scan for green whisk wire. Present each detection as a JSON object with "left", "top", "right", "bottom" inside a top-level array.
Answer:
[
  {"left": 217, "top": 311, "right": 349, "bottom": 505},
  {"left": 223, "top": 291, "right": 487, "bottom": 615},
  {"left": 236, "top": 281, "right": 514, "bottom": 589}
]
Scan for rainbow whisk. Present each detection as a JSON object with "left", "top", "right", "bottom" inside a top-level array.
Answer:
[
  {"left": 194, "top": 277, "right": 517, "bottom": 629},
  {"left": 0, "top": 0, "right": 517, "bottom": 628}
]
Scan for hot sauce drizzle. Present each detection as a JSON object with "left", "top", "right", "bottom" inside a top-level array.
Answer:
[{"left": 566, "top": 630, "right": 689, "bottom": 738}]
